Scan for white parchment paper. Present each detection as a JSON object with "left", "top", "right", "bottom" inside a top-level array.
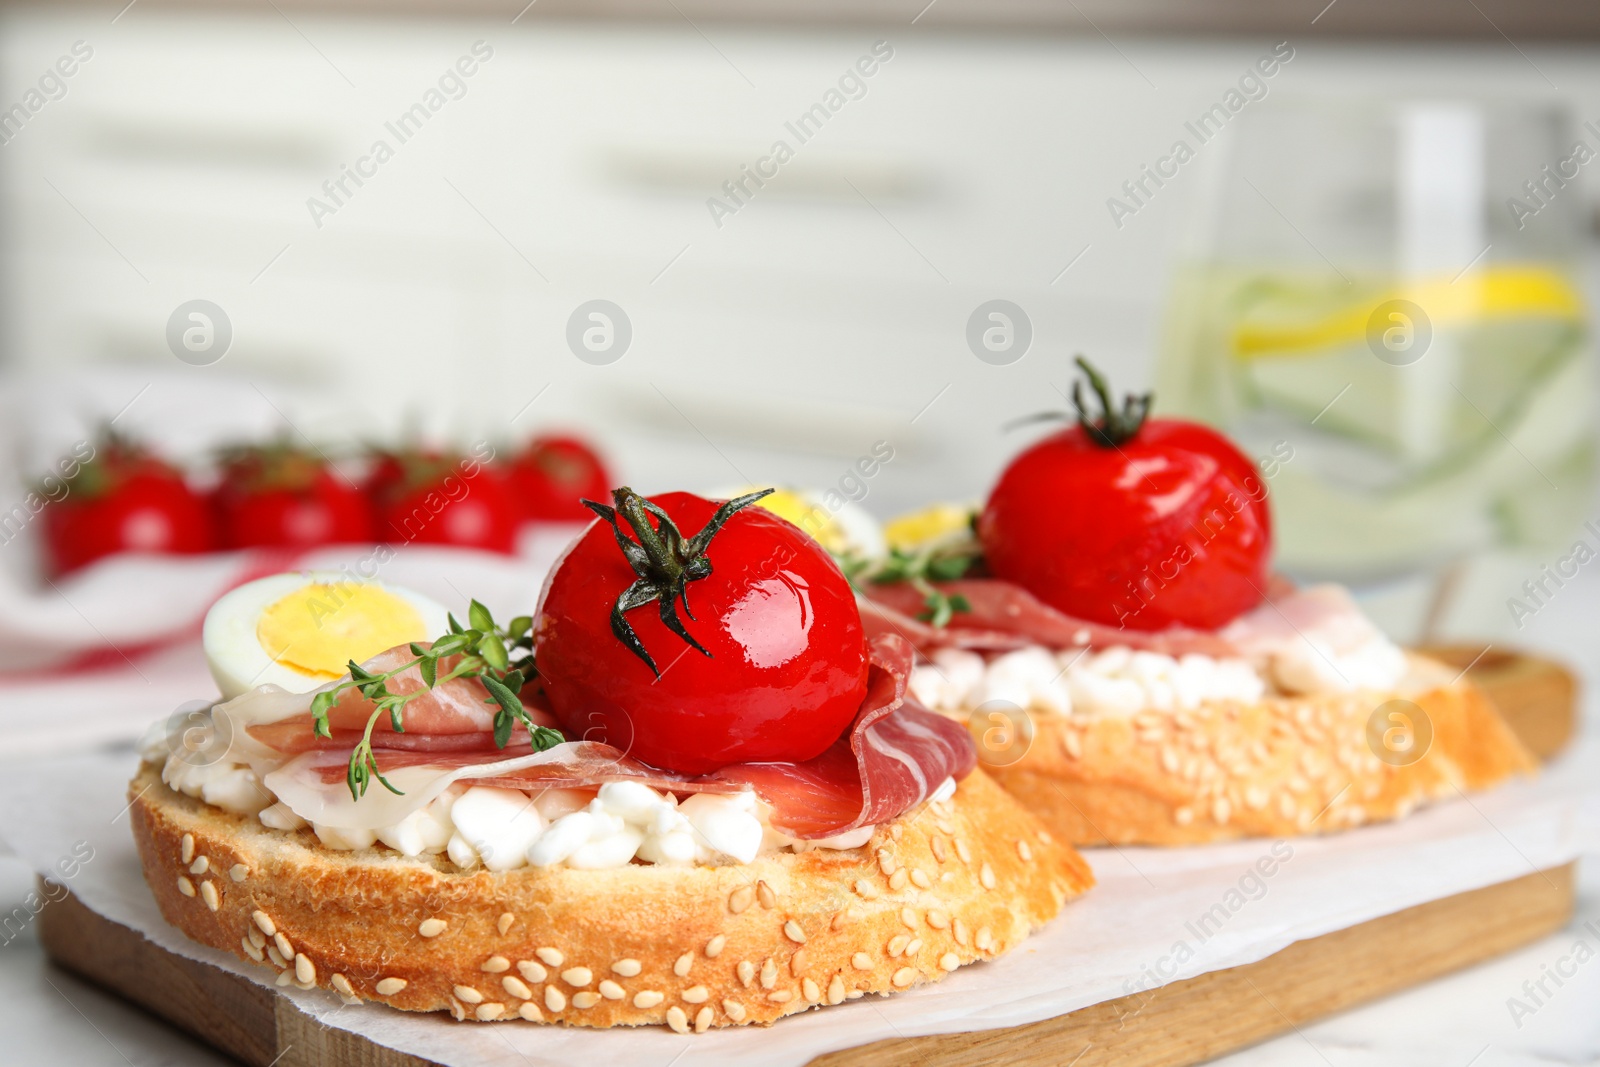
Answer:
[{"left": 1, "top": 744, "right": 1595, "bottom": 1067}]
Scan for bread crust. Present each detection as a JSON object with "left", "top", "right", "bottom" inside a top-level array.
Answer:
[
  {"left": 972, "top": 654, "right": 1537, "bottom": 846},
  {"left": 130, "top": 765, "right": 1091, "bottom": 1029}
]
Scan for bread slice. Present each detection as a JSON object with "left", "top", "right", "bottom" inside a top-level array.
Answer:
[
  {"left": 975, "top": 653, "right": 1537, "bottom": 846},
  {"left": 130, "top": 764, "right": 1091, "bottom": 1029}
]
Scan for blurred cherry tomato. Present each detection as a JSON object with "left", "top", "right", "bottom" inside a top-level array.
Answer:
[
  {"left": 370, "top": 447, "right": 519, "bottom": 554},
  {"left": 212, "top": 442, "right": 372, "bottom": 549},
  {"left": 507, "top": 434, "right": 611, "bottom": 522},
  {"left": 43, "top": 431, "right": 214, "bottom": 575}
]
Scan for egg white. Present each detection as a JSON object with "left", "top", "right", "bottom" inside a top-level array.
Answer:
[{"left": 203, "top": 571, "right": 451, "bottom": 700}]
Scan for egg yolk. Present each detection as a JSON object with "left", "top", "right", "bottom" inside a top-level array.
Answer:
[
  {"left": 884, "top": 503, "right": 974, "bottom": 551},
  {"left": 748, "top": 488, "right": 850, "bottom": 555},
  {"left": 256, "top": 582, "right": 427, "bottom": 681}
]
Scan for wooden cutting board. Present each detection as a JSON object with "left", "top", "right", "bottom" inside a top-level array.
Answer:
[{"left": 39, "top": 645, "right": 1580, "bottom": 1067}]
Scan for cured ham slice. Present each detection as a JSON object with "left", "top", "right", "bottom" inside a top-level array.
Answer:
[
  {"left": 237, "top": 645, "right": 561, "bottom": 756},
  {"left": 861, "top": 579, "right": 1240, "bottom": 657},
  {"left": 223, "top": 632, "right": 977, "bottom": 840}
]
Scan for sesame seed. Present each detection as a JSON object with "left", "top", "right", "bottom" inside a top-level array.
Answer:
[
  {"left": 953, "top": 918, "right": 970, "bottom": 946},
  {"left": 768, "top": 990, "right": 793, "bottom": 1004},
  {"left": 535, "top": 947, "right": 564, "bottom": 967},
  {"left": 1139, "top": 728, "right": 1165, "bottom": 745},
  {"left": 599, "top": 980, "right": 624, "bottom": 1000},
  {"left": 939, "top": 952, "right": 960, "bottom": 972},
  {"left": 674, "top": 952, "right": 693, "bottom": 977},
  {"left": 681, "top": 984, "right": 711, "bottom": 1003},
  {"left": 545, "top": 986, "right": 566, "bottom": 1012},
  {"left": 1161, "top": 747, "right": 1180, "bottom": 773},
  {"left": 1175, "top": 806, "right": 1195, "bottom": 826},
  {"left": 376, "top": 977, "right": 408, "bottom": 996},
  {"left": 931, "top": 836, "right": 948, "bottom": 863},
  {"left": 611, "top": 958, "right": 641, "bottom": 977},
  {"left": 736, "top": 960, "right": 755, "bottom": 987},
  {"left": 274, "top": 933, "right": 293, "bottom": 960},
  {"left": 895, "top": 907, "right": 915, "bottom": 930},
  {"left": 695, "top": 1006, "right": 713, "bottom": 1032},
  {"left": 975, "top": 926, "right": 994, "bottom": 952},
  {"left": 783, "top": 921, "right": 806, "bottom": 944},
  {"left": 517, "top": 960, "right": 547, "bottom": 983},
  {"left": 888, "top": 934, "right": 910, "bottom": 957},
  {"left": 1213, "top": 798, "right": 1232, "bottom": 825},
  {"left": 229, "top": 864, "right": 248, "bottom": 883},
  {"left": 180, "top": 834, "right": 194, "bottom": 864},
  {"left": 275, "top": 970, "right": 292, "bottom": 987},
  {"left": 501, "top": 976, "right": 532, "bottom": 1000},
  {"left": 891, "top": 824, "right": 904, "bottom": 840},
  {"left": 720, "top": 998, "right": 747, "bottom": 1023},
  {"left": 561, "top": 967, "right": 593, "bottom": 987},
  {"left": 827, "top": 975, "right": 845, "bottom": 1004},
  {"left": 267, "top": 947, "right": 285, "bottom": 968},
  {"left": 892, "top": 967, "right": 916, "bottom": 988},
  {"left": 756, "top": 880, "right": 777, "bottom": 909},
  {"left": 247, "top": 927, "right": 265, "bottom": 950},
  {"left": 518, "top": 1002, "right": 542, "bottom": 1022},
  {"left": 177, "top": 876, "right": 195, "bottom": 897},
  {"left": 481, "top": 956, "right": 510, "bottom": 973},
  {"left": 572, "top": 992, "right": 600, "bottom": 1009},
  {"left": 1017, "top": 840, "right": 1033, "bottom": 862},
  {"left": 667, "top": 1006, "right": 690, "bottom": 1033},
  {"left": 889, "top": 869, "right": 909, "bottom": 891},
  {"left": 633, "top": 990, "right": 664, "bottom": 1008},
  {"left": 904, "top": 938, "right": 923, "bottom": 957},
  {"left": 760, "top": 959, "right": 778, "bottom": 990},
  {"left": 729, "top": 885, "right": 755, "bottom": 914},
  {"left": 852, "top": 952, "right": 872, "bottom": 970},
  {"left": 705, "top": 934, "right": 726, "bottom": 958},
  {"left": 853, "top": 879, "right": 879, "bottom": 900},
  {"left": 955, "top": 839, "right": 971, "bottom": 864},
  {"left": 979, "top": 863, "right": 995, "bottom": 890},
  {"left": 877, "top": 849, "right": 896, "bottom": 876},
  {"left": 241, "top": 936, "right": 263, "bottom": 962},
  {"left": 927, "top": 908, "right": 950, "bottom": 929},
  {"left": 200, "top": 881, "right": 220, "bottom": 912},
  {"left": 496, "top": 913, "right": 516, "bottom": 936},
  {"left": 829, "top": 910, "right": 849, "bottom": 932},
  {"left": 910, "top": 868, "right": 932, "bottom": 889},
  {"left": 847, "top": 990, "right": 864, "bottom": 1000},
  {"left": 189, "top": 856, "right": 209, "bottom": 875},
  {"left": 252, "top": 910, "right": 276, "bottom": 937},
  {"left": 935, "top": 818, "right": 955, "bottom": 835},
  {"left": 453, "top": 984, "right": 483, "bottom": 1004},
  {"left": 802, "top": 978, "right": 821, "bottom": 1003},
  {"left": 476, "top": 1003, "right": 505, "bottom": 1021},
  {"left": 1062, "top": 730, "right": 1083, "bottom": 760},
  {"left": 418, "top": 918, "right": 447, "bottom": 938},
  {"left": 331, "top": 974, "right": 354, "bottom": 998},
  {"left": 789, "top": 948, "right": 809, "bottom": 975},
  {"left": 292, "top": 953, "right": 315, "bottom": 984},
  {"left": 1245, "top": 786, "right": 1269, "bottom": 811}
]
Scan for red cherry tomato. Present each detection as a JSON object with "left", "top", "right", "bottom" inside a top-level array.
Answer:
[
  {"left": 372, "top": 449, "right": 519, "bottom": 554},
  {"left": 535, "top": 490, "right": 868, "bottom": 774},
  {"left": 213, "top": 444, "right": 372, "bottom": 549},
  {"left": 508, "top": 434, "right": 611, "bottom": 522},
  {"left": 43, "top": 436, "right": 214, "bottom": 575},
  {"left": 979, "top": 362, "right": 1271, "bottom": 631}
]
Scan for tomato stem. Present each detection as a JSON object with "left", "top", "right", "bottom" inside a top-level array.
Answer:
[{"left": 581, "top": 486, "right": 774, "bottom": 677}]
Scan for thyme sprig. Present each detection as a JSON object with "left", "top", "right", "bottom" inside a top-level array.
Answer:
[
  {"left": 309, "top": 600, "right": 563, "bottom": 801},
  {"left": 842, "top": 521, "right": 983, "bottom": 627}
]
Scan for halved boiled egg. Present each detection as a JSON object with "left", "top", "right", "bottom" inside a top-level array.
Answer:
[
  {"left": 883, "top": 502, "right": 978, "bottom": 552},
  {"left": 203, "top": 572, "right": 450, "bottom": 700},
  {"left": 710, "top": 486, "right": 886, "bottom": 561}
]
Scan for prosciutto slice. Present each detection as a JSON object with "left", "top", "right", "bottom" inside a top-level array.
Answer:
[
  {"left": 218, "top": 633, "right": 975, "bottom": 840},
  {"left": 861, "top": 578, "right": 1241, "bottom": 657}
]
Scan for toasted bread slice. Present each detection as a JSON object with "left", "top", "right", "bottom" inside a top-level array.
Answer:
[
  {"left": 973, "top": 653, "right": 1536, "bottom": 845},
  {"left": 130, "top": 764, "right": 1091, "bottom": 1029}
]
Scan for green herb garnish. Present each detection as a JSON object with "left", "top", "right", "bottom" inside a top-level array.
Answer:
[
  {"left": 842, "top": 524, "right": 982, "bottom": 628},
  {"left": 310, "top": 600, "right": 563, "bottom": 801}
]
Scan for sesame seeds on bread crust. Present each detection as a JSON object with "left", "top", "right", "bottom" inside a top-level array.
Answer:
[
  {"left": 129, "top": 764, "right": 1092, "bottom": 1029},
  {"left": 978, "top": 653, "right": 1537, "bottom": 846}
]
